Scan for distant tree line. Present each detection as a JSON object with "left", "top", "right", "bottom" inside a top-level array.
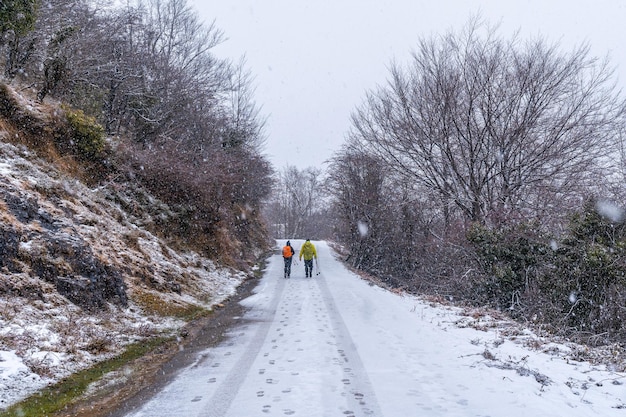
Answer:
[
  {"left": 328, "top": 19, "right": 626, "bottom": 345},
  {"left": 264, "top": 165, "right": 333, "bottom": 240},
  {"left": 0, "top": 0, "right": 273, "bottom": 263}
]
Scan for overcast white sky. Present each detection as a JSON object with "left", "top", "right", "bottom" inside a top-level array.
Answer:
[{"left": 191, "top": 0, "right": 626, "bottom": 171}]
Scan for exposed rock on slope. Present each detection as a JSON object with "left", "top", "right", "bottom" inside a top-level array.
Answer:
[{"left": 0, "top": 175, "right": 128, "bottom": 310}]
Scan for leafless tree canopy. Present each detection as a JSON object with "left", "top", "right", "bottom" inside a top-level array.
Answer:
[
  {"left": 0, "top": 0, "right": 274, "bottom": 260},
  {"left": 349, "top": 20, "right": 626, "bottom": 225}
]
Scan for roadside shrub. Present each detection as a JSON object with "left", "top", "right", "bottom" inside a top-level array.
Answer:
[
  {"left": 539, "top": 200, "right": 626, "bottom": 342},
  {"left": 466, "top": 222, "right": 548, "bottom": 314},
  {"left": 467, "top": 200, "right": 626, "bottom": 345},
  {"left": 63, "top": 106, "right": 106, "bottom": 160}
]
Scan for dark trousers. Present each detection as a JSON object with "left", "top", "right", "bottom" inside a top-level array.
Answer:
[
  {"left": 304, "top": 259, "right": 313, "bottom": 277},
  {"left": 283, "top": 257, "right": 293, "bottom": 277}
]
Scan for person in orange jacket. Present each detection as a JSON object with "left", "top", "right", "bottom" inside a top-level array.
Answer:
[{"left": 282, "top": 240, "right": 295, "bottom": 278}]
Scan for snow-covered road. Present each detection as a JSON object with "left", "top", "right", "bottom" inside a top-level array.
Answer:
[{"left": 126, "top": 240, "right": 625, "bottom": 416}]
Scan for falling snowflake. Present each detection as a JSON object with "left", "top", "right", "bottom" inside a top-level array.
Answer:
[
  {"left": 596, "top": 200, "right": 624, "bottom": 223},
  {"left": 357, "top": 221, "right": 369, "bottom": 237}
]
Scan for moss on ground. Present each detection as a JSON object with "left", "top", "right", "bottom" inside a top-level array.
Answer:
[{"left": 0, "top": 337, "right": 170, "bottom": 417}]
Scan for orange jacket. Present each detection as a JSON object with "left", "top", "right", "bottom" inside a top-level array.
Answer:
[{"left": 282, "top": 245, "right": 294, "bottom": 258}]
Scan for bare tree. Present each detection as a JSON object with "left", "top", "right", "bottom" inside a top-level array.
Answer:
[
  {"left": 350, "top": 19, "right": 626, "bottom": 226},
  {"left": 129, "top": 0, "right": 229, "bottom": 142},
  {"left": 222, "top": 57, "right": 266, "bottom": 152},
  {"left": 327, "top": 151, "right": 389, "bottom": 269}
]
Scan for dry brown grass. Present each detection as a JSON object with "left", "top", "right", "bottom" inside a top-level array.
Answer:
[{"left": 131, "top": 288, "right": 207, "bottom": 319}]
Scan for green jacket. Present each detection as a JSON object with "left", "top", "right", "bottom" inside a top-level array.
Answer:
[{"left": 299, "top": 241, "right": 317, "bottom": 261}]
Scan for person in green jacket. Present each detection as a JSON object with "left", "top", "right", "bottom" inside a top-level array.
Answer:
[{"left": 299, "top": 239, "right": 317, "bottom": 278}]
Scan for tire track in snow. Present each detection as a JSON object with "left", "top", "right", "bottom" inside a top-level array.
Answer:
[
  {"left": 315, "top": 268, "right": 384, "bottom": 417},
  {"left": 197, "top": 266, "right": 287, "bottom": 417}
]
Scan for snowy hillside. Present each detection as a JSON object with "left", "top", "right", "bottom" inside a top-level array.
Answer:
[{"left": 0, "top": 138, "right": 249, "bottom": 409}]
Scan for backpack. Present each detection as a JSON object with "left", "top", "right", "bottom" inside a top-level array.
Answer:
[{"left": 282, "top": 245, "right": 292, "bottom": 258}]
